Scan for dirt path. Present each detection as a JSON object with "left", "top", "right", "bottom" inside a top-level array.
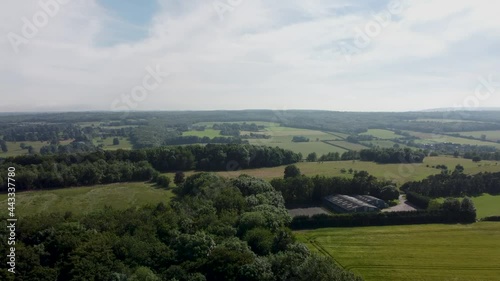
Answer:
[{"left": 382, "top": 194, "right": 417, "bottom": 212}]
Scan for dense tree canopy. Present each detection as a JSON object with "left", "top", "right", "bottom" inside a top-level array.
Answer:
[{"left": 0, "top": 174, "right": 362, "bottom": 281}]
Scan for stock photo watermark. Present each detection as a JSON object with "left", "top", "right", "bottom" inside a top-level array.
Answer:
[
  {"left": 6, "top": 167, "right": 17, "bottom": 274},
  {"left": 7, "top": 0, "right": 70, "bottom": 53},
  {"left": 335, "top": 0, "right": 408, "bottom": 62}
]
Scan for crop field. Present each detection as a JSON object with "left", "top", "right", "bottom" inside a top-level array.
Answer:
[
  {"left": 360, "top": 129, "right": 404, "bottom": 139},
  {"left": 0, "top": 182, "right": 174, "bottom": 217},
  {"left": 186, "top": 156, "right": 500, "bottom": 185},
  {"left": 295, "top": 223, "right": 500, "bottom": 281},
  {"left": 452, "top": 130, "right": 500, "bottom": 142}
]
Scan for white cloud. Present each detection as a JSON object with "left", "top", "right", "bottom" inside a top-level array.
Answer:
[{"left": 0, "top": 0, "right": 499, "bottom": 112}]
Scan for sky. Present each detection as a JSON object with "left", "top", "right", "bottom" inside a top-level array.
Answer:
[{"left": 1, "top": 0, "right": 500, "bottom": 112}]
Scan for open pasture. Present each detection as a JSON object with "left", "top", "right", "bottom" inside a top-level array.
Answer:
[
  {"left": 360, "top": 129, "right": 404, "bottom": 139},
  {"left": 361, "top": 140, "right": 409, "bottom": 149},
  {"left": 452, "top": 130, "right": 500, "bottom": 142},
  {"left": 93, "top": 137, "right": 133, "bottom": 150},
  {"left": 434, "top": 194, "right": 500, "bottom": 219},
  {"left": 0, "top": 139, "right": 74, "bottom": 157},
  {"left": 182, "top": 156, "right": 499, "bottom": 186},
  {"left": 188, "top": 121, "right": 350, "bottom": 156},
  {"left": 182, "top": 128, "right": 222, "bottom": 138},
  {"left": 0, "top": 182, "right": 174, "bottom": 217},
  {"left": 295, "top": 223, "right": 500, "bottom": 281},
  {"left": 405, "top": 131, "right": 500, "bottom": 149},
  {"left": 250, "top": 140, "right": 347, "bottom": 157},
  {"left": 325, "top": 140, "right": 369, "bottom": 151}
]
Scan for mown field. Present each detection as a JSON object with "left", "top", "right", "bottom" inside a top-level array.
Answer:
[
  {"left": 0, "top": 182, "right": 174, "bottom": 217},
  {"left": 184, "top": 156, "right": 500, "bottom": 186},
  {"left": 295, "top": 223, "right": 500, "bottom": 281}
]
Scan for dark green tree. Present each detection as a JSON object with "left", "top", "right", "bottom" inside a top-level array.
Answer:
[
  {"left": 284, "top": 165, "right": 301, "bottom": 179},
  {"left": 174, "top": 171, "right": 186, "bottom": 186},
  {"left": 306, "top": 152, "right": 317, "bottom": 162}
]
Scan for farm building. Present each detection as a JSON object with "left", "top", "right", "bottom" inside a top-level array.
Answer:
[
  {"left": 323, "top": 195, "right": 380, "bottom": 213},
  {"left": 354, "top": 195, "right": 388, "bottom": 209}
]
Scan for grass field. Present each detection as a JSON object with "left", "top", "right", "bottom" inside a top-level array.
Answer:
[
  {"left": 405, "top": 131, "right": 500, "bottom": 149},
  {"left": 181, "top": 156, "right": 499, "bottom": 186},
  {"left": 189, "top": 121, "right": 349, "bottom": 157},
  {"left": 93, "top": 137, "right": 133, "bottom": 150},
  {"left": 360, "top": 129, "right": 404, "bottom": 139},
  {"left": 413, "top": 118, "right": 484, "bottom": 123},
  {"left": 0, "top": 182, "right": 174, "bottom": 217},
  {"left": 183, "top": 129, "right": 222, "bottom": 138},
  {"left": 250, "top": 141, "right": 347, "bottom": 157},
  {"left": 452, "top": 130, "right": 500, "bottom": 142},
  {"left": 0, "top": 140, "right": 74, "bottom": 157},
  {"left": 325, "top": 140, "right": 369, "bottom": 151},
  {"left": 360, "top": 140, "right": 409, "bottom": 149},
  {"left": 295, "top": 223, "right": 500, "bottom": 281},
  {"left": 434, "top": 194, "right": 500, "bottom": 219}
]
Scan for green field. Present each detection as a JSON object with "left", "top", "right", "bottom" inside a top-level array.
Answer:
[
  {"left": 0, "top": 182, "right": 174, "bottom": 217},
  {"left": 296, "top": 223, "right": 500, "bottom": 281},
  {"left": 93, "top": 137, "right": 133, "bottom": 150},
  {"left": 189, "top": 156, "right": 499, "bottom": 186},
  {"left": 406, "top": 131, "right": 500, "bottom": 149},
  {"left": 183, "top": 129, "right": 222, "bottom": 138},
  {"left": 452, "top": 130, "right": 500, "bottom": 142},
  {"left": 434, "top": 194, "right": 500, "bottom": 219},
  {"left": 360, "top": 129, "right": 404, "bottom": 139},
  {"left": 254, "top": 141, "right": 347, "bottom": 157},
  {"left": 361, "top": 140, "right": 409, "bottom": 149},
  {"left": 413, "top": 118, "right": 483, "bottom": 123},
  {"left": 0, "top": 140, "right": 74, "bottom": 157},
  {"left": 325, "top": 140, "right": 368, "bottom": 151},
  {"left": 189, "top": 122, "right": 349, "bottom": 157}
]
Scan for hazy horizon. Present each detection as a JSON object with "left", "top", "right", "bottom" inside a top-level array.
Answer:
[{"left": 2, "top": 0, "right": 500, "bottom": 112}]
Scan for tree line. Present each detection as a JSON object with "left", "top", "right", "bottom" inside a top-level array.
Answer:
[
  {"left": 401, "top": 168, "right": 500, "bottom": 197},
  {"left": 0, "top": 144, "right": 301, "bottom": 191},
  {"left": 0, "top": 174, "right": 362, "bottom": 281},
  {"left": 314, "top": 148, "right": 426, "bottom": 164}
]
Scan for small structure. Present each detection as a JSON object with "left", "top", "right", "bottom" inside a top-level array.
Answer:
[
  {"left": 354, "top": 195, "right": 388, "bottom": 209},
  {"left": 323, "top": 194, "right": 379, "bottom": 213}
]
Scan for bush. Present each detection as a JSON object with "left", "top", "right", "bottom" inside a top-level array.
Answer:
[{"left": 156, "top": 175, "right": 171, "bottom": 188}]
